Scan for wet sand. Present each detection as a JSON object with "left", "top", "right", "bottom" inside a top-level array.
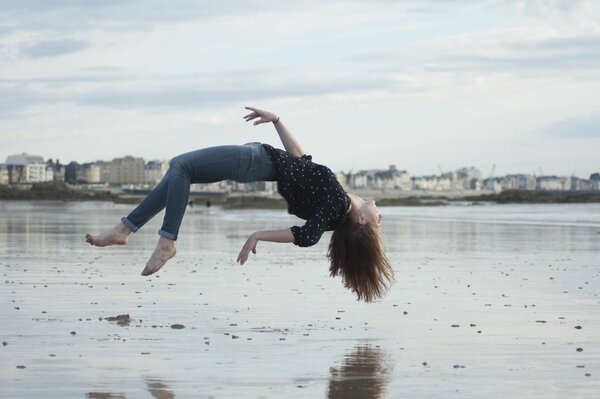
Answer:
[{"left": 1, "top": 201, "right": 599, "bottom": 398}]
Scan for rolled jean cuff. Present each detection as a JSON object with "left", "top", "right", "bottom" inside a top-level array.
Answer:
[
  {"left": 158, "top": 229, "right": 177, "bottom": 240},
  {"left": 121, "top": 217, "right": 139, "bottom": 233}
]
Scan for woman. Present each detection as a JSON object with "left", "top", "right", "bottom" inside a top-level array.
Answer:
[{"left": 86, "top": 107, "right": 394, "bottom": 302}]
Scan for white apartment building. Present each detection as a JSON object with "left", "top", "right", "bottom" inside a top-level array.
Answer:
[
  {"left": 5, "top": 153, "right": 53, "bottom": 184},
  {"left": 537, "top": 176, "right": 571, "bottom": 191}
]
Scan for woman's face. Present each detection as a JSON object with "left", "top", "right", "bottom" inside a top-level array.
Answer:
[{"left": 349, "top": 194, "right": 383, "bottom": 226}]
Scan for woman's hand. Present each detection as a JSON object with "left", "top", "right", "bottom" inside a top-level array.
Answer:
[
  {"left": 237, "top": 233, "right": 258, "bottom": 265},
  {"left": 244, "top": 106, "right": 278, "bottom": 125}
]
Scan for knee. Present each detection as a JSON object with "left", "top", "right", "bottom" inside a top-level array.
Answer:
[{"left": 169, "top": 156, "right": 188, "bottom": 175}]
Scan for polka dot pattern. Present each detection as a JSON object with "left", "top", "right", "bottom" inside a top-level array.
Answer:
[{"left": 263, "top": 144, "right": 350, "bottom": 247}]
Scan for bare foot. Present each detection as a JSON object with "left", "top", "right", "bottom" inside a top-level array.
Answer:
[
  {"left": 141, "top": 238, "right": 176, "bottom": 276},
  {"left": 86, "top": 222, "right": 131, "bottom": 247}
]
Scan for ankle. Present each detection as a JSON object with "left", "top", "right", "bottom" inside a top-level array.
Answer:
[
  {"left": 117, "top": 222, "right": 132, "bottom": 235},
  {"left": 157, "top": 237, "right": 175, "bottom": 250}
]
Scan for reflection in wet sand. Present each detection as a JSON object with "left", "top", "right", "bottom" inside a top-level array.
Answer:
[
  {"left": 86, "top": 393, "right": 126, "bottom": 399},
  {"left": 327, "top": 344, "right": 393, "bottom": 399},
  {"left": 146, "top": 377, "right": 175, "bottom": 399}
]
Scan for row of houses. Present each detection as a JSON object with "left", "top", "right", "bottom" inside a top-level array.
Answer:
[
  {"left": 2, "top": 153, "right": 599, "bottom": 192},
  {"left": 1, "top": 154, "right": 169, "bottom": 186}
]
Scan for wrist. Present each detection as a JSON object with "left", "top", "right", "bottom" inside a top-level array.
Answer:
[{"left": 272, "top": 116, "right": 280, "bottom": 124}]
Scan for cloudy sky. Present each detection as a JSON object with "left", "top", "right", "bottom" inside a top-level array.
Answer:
[{"left": 1, "top": 0, "right": 599, "bottom": 177}]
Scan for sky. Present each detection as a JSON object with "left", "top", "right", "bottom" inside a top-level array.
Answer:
[{"left": 1, "top": 0, "right": 599, "bottom": 178}]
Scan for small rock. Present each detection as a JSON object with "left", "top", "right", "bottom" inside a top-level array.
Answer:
[
  {"left": 16, "top": 365, "right": 26, "bottom": 369},
  {"left": 105, "top": 314, "right": 131, "bottom": 326},
  {"left": 170, "top": 324, "right": 185, "bottom": 329},
  {"left": 574, "top": 326, "right": 582, "bottom": 330},
  {"left": 2, "top": 341, "right": 7, "bottom": 346},
  {"left": 70, "top": 331, "right": 77, "bottom": 335},
  {"left": 576, "top": 348, "right": 583, "bottom": 352}
]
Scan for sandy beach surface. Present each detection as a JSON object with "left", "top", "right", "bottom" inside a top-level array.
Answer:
[{"left": 1, "top": 201, "right": 599, "bottom": 398}]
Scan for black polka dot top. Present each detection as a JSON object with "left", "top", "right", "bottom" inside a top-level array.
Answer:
[{"left": 262, "top": 143, "right": 351, "bottom": 247}]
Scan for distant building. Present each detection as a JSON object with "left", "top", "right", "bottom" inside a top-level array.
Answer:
[
  {"left": 82, "top": 163, "right": 101, "bottom": 183},
  {"left": 456, "top": 167, "right": 483, "bottom": 190},
  {"left": 590, "top": 173, "right": 600, "bottom": 191},
  {"left": 349, "top": 166, "right": 411, "bottom": 190},
  {"left": 64, "top": 162, "right": 81, "bottom": 183},
  {"left": 110, "top": 156, "right": 145, "bottom": 184},
  {"left": 0, "top": 164, "right": 8, "bottom": 185},
  {"left": 503, "top": 174, "right": 536, "bottom": 191},
  {"left": 536, "top": 176, "right": 571, "bottom": 191},
  {"left": 47, "top": 159, "right": 66, "bottom": 182},
  {"left": 483, "top": 177, "right": 503, "bottom": 193},
  {"left": 570, "top": 177, "right": 592, "bottom": 191},
  {"left": 5, "top": 153, "right": 53, "bottom": 184},
  {"left": 145, "top": 160, "right": 169, "bottom": 184}
]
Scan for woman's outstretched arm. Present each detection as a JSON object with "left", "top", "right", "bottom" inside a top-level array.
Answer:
[
  {"left": 244, "top": 106, "right": 305, "bottom": 157},
  {"left": 236, "top": 228, "right": 294, "bottom": 265}
]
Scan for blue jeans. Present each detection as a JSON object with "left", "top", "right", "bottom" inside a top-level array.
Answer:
[{"left": 121, "top": 142, "right": 276, "bottom": 240}]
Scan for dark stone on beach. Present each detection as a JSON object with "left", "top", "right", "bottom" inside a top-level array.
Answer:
[
  {"left": 2, "top": 341, "right": 7, "bottom": 346},
  {"left": 70, "top": 331, "right": 77, "bottom": 335},
  {"left": 585, "top": 373, "right": 591, "bottom": 377},
  {"left": 105, "top": 314, "right": 131, "bottom": 326},
  {"left": 576, "top": 348, "right": 583, "bottom": 352},
  {"left": 536, "top": 320, "right": 547, "bottom": 323},
  {"left": 453, "top": 364, "right": 465, "bottom": 369},
  {"left": 403, "top": 311, "right": 408, "bottom": 315},
  {"left": 451, "top": 324, "right": 460, "bottom": 327},
  {"left": 422, "top": 362, "right": 428, "bottom": 366},
  {"left": 16, "top": 365, "right": 26, "bottom": 369},
  {"left": 574, "top": 325, "right": 582, "bottom": 329},
  {"left": 232, "top": 335, "right": 239, "bottom": 339},
  {"left": 170, "top": 324, "right": 185, "bottom": 329}
]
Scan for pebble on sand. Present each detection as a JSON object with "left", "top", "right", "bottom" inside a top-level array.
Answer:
[
  {"left": 105, "top": 314, "right": 131, "bottom": 326},
  {"left": 16, "top": 365, "right": 26, "bottom": 369},
  {"left": 170, "top": 324, "right": 185, "bottom": 329}
]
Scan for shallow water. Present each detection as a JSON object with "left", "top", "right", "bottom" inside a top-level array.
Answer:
[{"left": 1, "top": 201, "right": 599, "bottom": 398}]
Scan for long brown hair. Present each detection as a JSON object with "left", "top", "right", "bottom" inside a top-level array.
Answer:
[{"left": 327, "top": 218, "right": 395, "bottom": 302}]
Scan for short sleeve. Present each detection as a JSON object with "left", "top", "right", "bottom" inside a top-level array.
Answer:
[
  {"left": 289, "top": 204, "right": 334, "bottom": 247},
  {"left": 301, "top": 154, "right": 312, "bottom": 161}
]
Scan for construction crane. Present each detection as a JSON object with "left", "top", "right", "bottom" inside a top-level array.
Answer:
[{"left": 488, "top": 164, "right": 496, "bottom": 179}]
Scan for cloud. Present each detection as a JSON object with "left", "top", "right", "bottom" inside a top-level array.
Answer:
[
  {"left": 0, "top": 70, "right": 398, "bottom": 115},
  {"left": 0, "top": 0, "right": 322, "bottom": 33},
  {"left": 347, "top": 31, "right": 600, "bottom": 81},
  {"left": 544, "top": 115, "right": 600, "bottom": 138},
  {"left": 20, "top": 38, "right": 89, "bottom": 58}
]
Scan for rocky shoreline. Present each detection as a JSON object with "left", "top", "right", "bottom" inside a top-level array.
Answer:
[{"left": 1, "top": 183, "right": 599, "bottom": 207}]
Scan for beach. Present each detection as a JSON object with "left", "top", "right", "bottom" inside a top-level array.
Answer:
[{"left": 1, "top": 201, "right": 599, "bottom": 398}]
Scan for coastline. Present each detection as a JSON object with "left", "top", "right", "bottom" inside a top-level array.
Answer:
[{"left": 2, "top": 182, "right": 600, "bottom": 207}]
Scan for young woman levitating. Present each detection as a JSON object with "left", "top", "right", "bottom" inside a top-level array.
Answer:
[{"left": 86, "top": 107, "right": 394, "bottom": 301}]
